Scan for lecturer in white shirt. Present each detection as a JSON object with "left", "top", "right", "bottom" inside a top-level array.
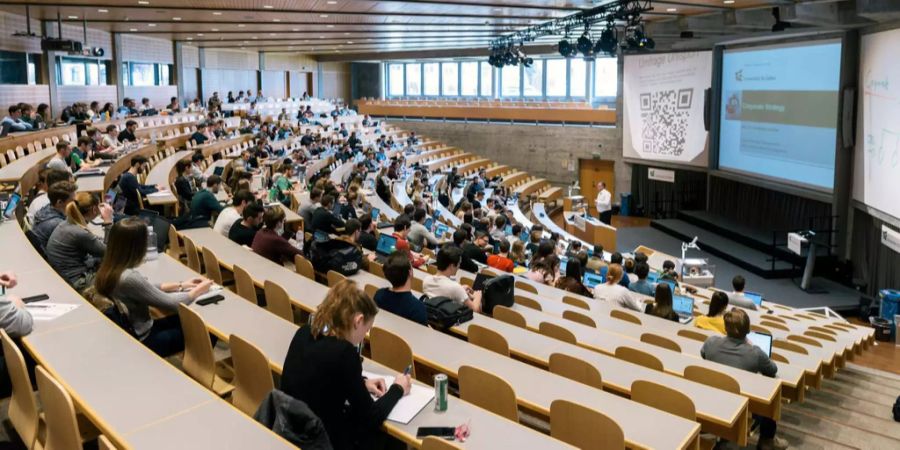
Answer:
[{"left": 595, "top": 181, "right": 612, "bottom": 225}]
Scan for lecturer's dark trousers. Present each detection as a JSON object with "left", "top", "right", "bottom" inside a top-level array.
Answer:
[{"left": 599, "top": 210, "right": 612, "bottom": 225}]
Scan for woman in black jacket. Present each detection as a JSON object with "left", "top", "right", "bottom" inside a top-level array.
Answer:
[
  {"left": 645, "top": 282, "right": 680, "bottom": 322},
  {"left": 281, "top": 280, "right": 411, "bottom": 450}
]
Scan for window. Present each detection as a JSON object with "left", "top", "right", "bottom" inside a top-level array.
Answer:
[
  {"left": 501, "top": 65, "right": 520, "bottom": 97},
  {"left": 405, "top": 63, "right": 421, "bottom": 96},
  {"left": 523, "top": 62, "right": 543, "bottom": 97},
  {"left": 460, "top": 62, "right": 478, "bottom": 96},
  {"left": 480, "top": 62, "right": 493, "bottom": 97},
  {"left": 158, "top": 64, "right": 170, "bottom": 85},
  {"left": 441, "top": 62, "right": 458, "bottom": 96},
  {"left": 569, "top": 58, "right": 587, "bottom": 98},
  {"left": 423, "top": 63, "right": 439, "bottom": 96},
  {"left": 545, "top": 59, "right": 567, "bottom": 97},
  {"left": 59, "top": 57, "right": 109, "bottom": 86},
  {"left": 388, "top": 63, "right": 404, "bottom": 96},
  {"left": 130, "top": 63, "right": 155, "bottom": 86},
  {"left": 594, "top": 57, "right": 618, "bottom": 98}
]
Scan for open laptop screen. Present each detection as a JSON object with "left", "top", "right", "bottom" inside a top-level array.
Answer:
[
  {"left": 2, "top": 193, "right": 20, "bottom": 219},
  {"left": 744, "top": 291, "right": 763, "bottom": 306},
  {"left": 371, "top": 208, "right": 380, "bottom": 220},
  {"left": 583, "top": 271, "right": 606, "bottom": 289},
  {"left": 435, "top": 223, "right": 448, "bottom": 239},
  {"left": 376, "top": 234, "right": 398, "bottom": 256},
  {"left": 747, "top": 331, "right": 773, "bottom": 357},
  {"left": 673, "top": 295, "right": 694, "bottom": 316}
]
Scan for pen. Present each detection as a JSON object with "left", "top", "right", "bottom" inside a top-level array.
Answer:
[{"left": 403, "top": 365, "right": 412, "bottom": 376}]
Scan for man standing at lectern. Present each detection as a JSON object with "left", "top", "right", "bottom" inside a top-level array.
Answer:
[{"left": 595, "top": 181, "right": 612, "bottom": 225}]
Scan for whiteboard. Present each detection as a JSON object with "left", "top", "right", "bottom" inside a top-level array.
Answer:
[{"left": 856, "top": 28, "right": 900, "bottom": 221}]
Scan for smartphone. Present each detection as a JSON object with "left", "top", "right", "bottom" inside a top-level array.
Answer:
[
  {"left": 21, "top": 294, "right": 50, "bottom": 304},
  {"left": 416, "top": 427, "right": 455, "bottom": 439},
  {"left": 196, "top": 294, "right": 224, "bottom": 306}
]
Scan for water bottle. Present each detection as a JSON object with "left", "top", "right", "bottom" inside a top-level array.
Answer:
[{"left": 145, "top": 225, "right": 159, "bottom": 261}]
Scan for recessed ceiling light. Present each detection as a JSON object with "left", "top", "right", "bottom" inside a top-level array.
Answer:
[
  {"left": 347, "top": 41, "right": 353, "bottom": 44},
  {"left": 269, "top": 33, "right": 276, "bottom": 36},
  {"left": 667, "top": 8, "right": 677, "bottom": 12},
  {"left": 196, "top": 33, "right": 204, "bottom": 36},
  {"left": 273, "top": 18, "right": 280, "bottom": 22},
  {"left": 344, "top": 32, "right": 350, "bottom": 35},
  {"left": 211, "top": 28, "right": 219, "bottom": 31},
  {"left": 98, "top": 9, "right": 108, "bottom": 13},
  {"left": 148, "top": 23, "right": 156, "bottom": 26},
  {"left": 173, "top": 17, "right": 181, "bottom": 20},
  {"left": 244, "top": 41, "right": 249, "bottom": 43},
  {"left": 67, "top": 15, "right": 78, "bottom": 19},
  {"left": 138, "top": 0, "right": 149, "bottom": 4},
  {"left": 238, "top": 24, "right": 245, "bottom": 27},
  {"left": 212, "top": 11, "right": 222, "bottom": 15},
  {"left": 292, "top": 28, "right": 299, "bottom": 31},
  {"left": 320, "top": 14, "right": 329, "bottom": 18},
  {"left": 186, "top": 37, "right": 193, "bottom": 40},
  {"left": 129, "top": 28, "right": 138, "bottom": 32},
  {"left": 723, "top": 0, "right": 735, "bottom": 3},
  {"left": 252, "top": 36, "right": 258, "bottom": 39},
  {"left": 319, "top": 36, "right": 325, "bottom": 39},
  {"left": 493, "top": 8, "right": 502, "bottom": 12},
  {"left": 263, "top": 5, "right": 273, "bottom": 8},
  {"left": 367, "top": 38, "right": 372, "bottom": 41},
  {"left": 326, "top": 24, "right": 334, "bottom": 28},
  {"left": 327, "top": 1, "right": 337, "bottom": 4}
]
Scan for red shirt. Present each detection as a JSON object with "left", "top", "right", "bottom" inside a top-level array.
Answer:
[
  {"left": 487, "top": 254, "right": 515, "bottom": 272},
  {"left": 393, "top": 233, "right": 425, "bottom": 268}
]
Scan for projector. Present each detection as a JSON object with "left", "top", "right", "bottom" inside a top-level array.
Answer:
[{"left": 41, "top": 38, "right": 82, "bottom": 53}]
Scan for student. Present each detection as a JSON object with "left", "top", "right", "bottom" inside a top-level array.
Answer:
[
  {"left": 486, "top": 240, "right": 515, "bottom": 273},
  {"left": 0, "top": 271, "right": 33, "bottom": 338},
  {"left": 310, "top": 194, "right": 346, "bottom": 235},
  {"left": 555, "top": 258, "right": 592, "bottom": 296},
  {"left": 281, "top": 280, "right": 411, "bottom": 450},
  {"left": 119, "top": 156, "right": 159, "bottom": 215},
  {"left": 46, "top": 193, "right": 112, "bottom": 292},
  {"left": 506, "top": 223, "right": 523, "bottom": 246},
  {"left": 1, "top": 105, "right": 33, "bottom": 131},
  {"left": 564, "top": 240, "right": 583, "bottom": 259},
  {"left": 391, "top": 215, "right": 425, "bottom": 268},
  {"left": 46, "top": 141, "right": 73, "bottom": 174},
  {"left": 509, "top": 240, "right": 528, "bottom": 268},
  {"left": 610, "top": 252, "right": 631, "bottom": 288},
  {"left": 422, "top": 245, "right": 481, "bottom": 312},
  {"left": 118, "top": 120, "right": 138, "bottom": 143},
  {"left": 645, "top": 283, "right": 679, "bottom": 322},
  {"left": 213, "top": 189, "right": 255, "bottom": 237},
  {"left": 696, "top": 291, "right": 729, "bottom": 334},
  {"left": 94, "top": 218, "right": 213, "bottom": 357},
  {"left": 729, "top": 275, "right": 759, "bottom": 310},
  {"left": 190, "top": 175, "right": 225, "bottom": 223},
  {"left": 191, "top": 123, "right": 209, "bottom": 146},
  {"left": 406, "top": 208, "right": 439, "bottom": 249},
  {"left": 173, "top": 160, "right": 195, "bottom": 206},
  {"left": 299, "top": 188, "right": 323, "bottom": 228},
  {"left": 373, "top": 253, "right": 427, "bottom": 326},
  {"left": 228, "top": 203, "right": 264, "bottom": 247},
  {"left": 251, "top": 207, "right": 303, "bottom": 264},
  {"left": 701, "top": 308, "right": 782, "bottom": 450},
  {"left": 593, "top": 264, "right": 644, "bottom": 312},
  {"left": 623, "top": 258, "right": 637, "bottom": 284},
  {"left": 525, "top": 255, "right": 559, "bottom": 286},
  {"left": 356, "top": 215, "right": 378, "bottom": 252},
  {"left": 26, "top": 169, "right": 70, "bottom": 226},
  {"left": 489, "top": 215, "right": 507, "bottom": 243},
  {"left": 660, "top": 259, "right": 678, "bottom": 281},
  {"left": 461, "top": 230, "right": 489, "bottom": 269},
  {"left": 628, "top": 262, "right": 656, "bottom": 296},
  {"left": 31, "top": 181, "right": 77, "bottom": 251}
]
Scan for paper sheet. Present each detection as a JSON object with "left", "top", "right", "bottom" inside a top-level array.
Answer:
[
  {"left": 362, "top": 371, "right": 435, "bottom": 424},
  {"left": 25, "top": 302, "right": 79, "bottom": 321}
]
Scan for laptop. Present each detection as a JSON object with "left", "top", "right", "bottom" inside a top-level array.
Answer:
[
  {"left": 504, "top": 225, "right": 513, "bottom": 235},
  {"left": 647, "top": 271, "right": 660, "bottom": 283},
  {"left": 672, "top": 295, "right": 695, "bottom": 324},
  {"left": 472, "top": 272, "right": 494, "bottom": 291},
  {"left": 747, "top": 331, "right": 773, "bottom": 357},
  {"left": 374, "top": 233, "right": 398, "bottom": 263},
  {"left": 559, "top": 256, "right": 568, "bottom": 274},
  {"left": 371, "top": 208, "right": 380, "bottom": 220},
  {"left": 519, "top": 230, "right": 529, "bottom": 242},
  {"left": 424, "top": 217, "right": 433, "bottom": 232},
  {"left": 2, "top": 193, "right": 20, "bottom": 220},
  {"left": 213, "top": 166, "right": 225, "bottom": 177},
  {"left": 313, "top": 231, "right": 330, "bottom": 243},
  {"left": 583, "top": 271, "right": 606, "bottom": 289},
  {"left": 744, "top": 291, "right": 764, "bottom": 306},
  {"left": 658, "top": 278, "right": 677, "bottom": 292},
  {"left": 434, "top": 223, "right": 449, "bottom": 239}
]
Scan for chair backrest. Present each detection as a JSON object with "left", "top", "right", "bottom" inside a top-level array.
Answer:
[
  {"left": 640, "top": 333, "right": 682, "bottom": 352},
  {"left": 98, "top": 435, "right": 117, "bottom": 450},
  {"left": 201, "top": 247, "right": 225, "bottom": 284},
  {"left": 421, "top": 436, "right": 463, "bottom": 450},
  {"left": 808, "top": 325, "right": 838, "bottom": 336},
  {"left": 327, "top": 270, "right": 346, "bottom": 287},
  {"left": 411, "top": 276, "right": 424, "bottom": 292},
  {"left": 233, "top": 265, "right": 257, "bottom": 304},
  {"left": 683, "top": 365, "right": 740, "bottom": 394},
  {"left": 760, "top": 314, "right": 787, "bottom": 324},
  {"left": 562, "top": 296, "right": 590, "bottom": 310},
  {"left": 677, "top": 328, "right": 708, "bottom": 342},
  {"left": 549, "top": 353, "right": 603, "bottom": 390},
  {"left": 771, "top": 352, "right": 790, "bottom": 364},
  {"left": 229, "top": 334, "right": 275, "bottom": 416},
  {"left": 514, "top": 295, "right": 542, "bottom": 311},
  {"left": 550, "top": 399, "right": 624, "bottom": 449},
  {"left": 363, "top": 283, "right": 379, "bottom": 299},
  {"left": 0, "top": 330, "right": 40, "bottom": 448},
  {"left": 166, "top": 224, "right": 183, "bottom": 258},
  {"left": 178, "top": 304, "right": 216, "bottom": 388},
  {"left": 750, "top": 324, "right": 771, "bottom": 334},
  {"left": 368, "top": 260, "right": 385, "bottom": 278},
  {"left": 631, "top": 380, "right": 696, "bottom": 421},
  {"left": 514, "top": 281, "right": 538, "bottom": 294},
  {"left": 804, "top": 330, "right": 836, "bottom": 342},
  {"left": 458, "top": 365, "right": 518, "bottom": 423},
  {"left": 467, "top": 324, "right": 509, "bottom": 356},
  {"left": 182, "top": 235, "right": 203, "bottom": 273},
  {"left": 760, "top": 320, "right": 790, "bottom": 332},
  {"left": 610, "top": 309, "right": 642, "bottom": 325},
  {"left": 562, "top": 310, "right": 596, "bottom": 328},
  {"left": 263, "top": 280, "right": 294, "bottom": 323},
  {"left": 294, "top": 254, "right": 315, "bottom": 280},
  {"left": 492, "top": 305, "right": 526, "bottom": 328},
  {"left": 35, "top": 365, "right": 82, "bottom": 450},
  {"left": 614, "top": 346, "right": 663, "bottom": 371},
  {"left": 539, "top": 322, "right": 577, "bottom": 344},
  {"left": 772, "top": 339, "right": 808, "bottom": 355},
  {"left": 369, "top": 327, "right": 415, "bottom": 377},
  {"left": 787, "top": 334, "right": 822, "bottom": 347}
]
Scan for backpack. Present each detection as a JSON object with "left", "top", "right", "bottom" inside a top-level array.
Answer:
[
  {"left": 308, "top": 239, "right": 362, "bottom": 276},
  {"left": 894, "top": 396, "right": 900, "bottom": 422},
  {"left": 481, "top": 274, "right": 515, "bottom": 316},
  {"left": 423, "top": 295, "right": 473, "bottom": 330}
]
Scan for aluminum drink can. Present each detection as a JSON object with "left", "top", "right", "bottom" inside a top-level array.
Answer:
[{"left": 434, "top": 373, "right": 448, "bottom": 412}]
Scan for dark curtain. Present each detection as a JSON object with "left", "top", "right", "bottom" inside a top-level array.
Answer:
[
  {"left": 630, "top": 165, "right": 707, "bottom": 219},
  {"left": 707, "top": 176, "right": 832, "bottom": 233},
  {"left": 850, "top": 209, "right": 900, "bottom": 296}
]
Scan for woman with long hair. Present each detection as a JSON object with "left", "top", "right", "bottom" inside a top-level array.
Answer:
[
  {"left": 695, "top": 291, "right": 730, "bottom": 334},
  {"left": 645, "top": 282, "right": 679, "bottom": 322},
  {"left": 281, "top": 280, "right": 411, "bottom": 450},
  {"left": 94, "top": 218, "right": 212, "bottom": 356},
  {"left": 509, "top": 240, "right": 528, "bottom": 268},
  {"left": 526, "top": 254, "right": 559, "bottom": 285},
  {"left": 46, "top": 192, "right": 112, "bottom": 291},
  {"left": 555, "top": 258, "right": 592, "bottom": 296}
]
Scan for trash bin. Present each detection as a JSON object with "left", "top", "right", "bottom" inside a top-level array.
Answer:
[
  {"left": 619, "top": 193, "right": 632, "bottom": 217},
  {"left": 879, "top": 289, "right": 900, "bottom": 339}
]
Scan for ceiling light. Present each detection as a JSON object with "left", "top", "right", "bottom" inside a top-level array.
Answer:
[
  {"left": 723, "top": 0, "right": 734, "bottom": 3},
  {"left": 252, "top": 36, "right": 258, "bottom": 39},
  {"left": 292, "top": 28, "right": 299, "bottom": 31},
  {"left": 327, "top": 1, "right": 337, "bottom": 4},
  {"left": 196, "top": 33, "right": 204, "bottom": 36},
  {"left": 273, "top": 19, "right": 280, "bottom": 22},
  {"left": 67, "top": 15, "right": 78, "bottom": 19},
  {"left": 344, "top": 32, "right": 350, "bottom": 35},
  {"left": 129, "top": 28, "right": 138, "bottom": 32},
  {"left": 138, "top": 1, "right": 149, "bottom": 4},
  {"left": 320, "top": 14, "right": 329, "bottom": 18},
  {"left": 211, "top": 28, "right": 219, "bottom": 31},
  {"left": 667, "top": 8, "right": 677, "bottom": 12},
  {"left": 186, "top": 37, "right": 193, "bottom": 40},
  {"left": 269, "top": 33, "right": 276, "bottom": 36},
  {"left": 263, "top": 5, "right": 273, "bottom": 9},
  {"left": 148, "top": 23, "right": 156, "bottom": 27},
  {"left": 347, "top": 41, "right": 354, "bottom": 44},
  {"left": 238, "top": 24, "right": 245, "bottom": 27},
  {"left": 173, "top": 17, "right": 181, "bottom": 20},
  {"left": 576, "top": 32, "right": 593, "bottom": 57},
  {"left": 326, "top": 24, "right": 334, "bottom": 28},
  {"left": 98, "top": 9, "right": 108, "bottom": 13},
  {"left": 319, "top": 36, "right": 325, "bottom": 39},
  {"left": 213, "top": 12, "right": 222, "bottom": 15}
]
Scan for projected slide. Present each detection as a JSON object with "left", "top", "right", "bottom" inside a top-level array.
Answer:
[{"left": 718, "top": 40, "right": 842, "bottom": 190}]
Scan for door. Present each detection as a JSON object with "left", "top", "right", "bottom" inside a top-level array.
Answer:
[{"left": 579, "top": 159, "right": 615, "bottom": 216}]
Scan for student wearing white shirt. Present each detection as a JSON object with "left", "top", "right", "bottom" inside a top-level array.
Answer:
[
  {"left": 593, "top": 263, "right": 645, "bottom": 312},
  {"left": 46, "top": 142, "right": 73, "bottom": 174},
  {"left": 422, "top": 245, "right": 481, "bottom": 312},
  {"left": 213, "top": 190, "right": 255, "bottom": 237},
  {"left": 728, "top": 275, "right": 759, "bottom": 311},
  {"left": 595, "top": 181, "right": 612, "bottom": 225}
]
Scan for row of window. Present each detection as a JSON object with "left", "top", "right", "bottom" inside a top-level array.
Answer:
[
  {"left": 0, "top": 49, "right": 173, "bottom": 87},
  {"left": 386, "top": 58, "right": 618, "bottom": 100}
]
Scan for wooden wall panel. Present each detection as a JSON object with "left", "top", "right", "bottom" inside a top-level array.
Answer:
[
  {"left": 183, "top": 45, "right": 200, "bottom": 68},
  {"left": 0, "top": 84, "right": 51, "bottom": 110},
  {"left": 44, "top": 22, "right": 112, "bottom": 60},
  {"left": 260, "top": 70, "right": 286, "bottom": 99},
  {"left": 56, "top": 85, "right": 117, "bottom": 113},
  {"left": 0, "top": 12, "right": 42, "bottom": 53},
  {"left": 319, "top": 61, "right": 351, "bottom": 103},
  {"left": 264, "top": 53, "right": 316, "bottom": 72},
  {"left": 121, "top": 35, "right": 174, "bottom": 64},
  {"left": 124, "top": 86, "right": 178, "bottom": 109}
]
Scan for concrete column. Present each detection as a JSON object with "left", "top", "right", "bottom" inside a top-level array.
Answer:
[
  {"left": 113, "top": 32, "right": 125, "bottom": 106},
  {"left": 174, "top": 41, "right": 185, "bottom": 102}
]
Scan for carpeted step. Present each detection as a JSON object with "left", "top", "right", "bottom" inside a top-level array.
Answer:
[{"left": 784, "top": 398, "right": 900, "bottom": 440}]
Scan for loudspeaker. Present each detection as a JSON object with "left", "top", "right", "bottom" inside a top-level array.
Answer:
[
  {"left": 703, "top": 88, "right": 712, "bottom": 131},
  {"left": 841, "top": 87, "right": 856, "bottom": 148}
]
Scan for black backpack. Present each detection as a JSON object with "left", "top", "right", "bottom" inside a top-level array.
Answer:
[
  {"left": 481, "top": 274, "right": 515, "bottom": 316},
  {"left": 423, "top": 295, "right": 473, "bottom": 330},
  {"left": 893, "top": 396, "right": 900, "bottom": 422},
  {"left": 309, "top": 239, "right": 363, "bottom": 276}
]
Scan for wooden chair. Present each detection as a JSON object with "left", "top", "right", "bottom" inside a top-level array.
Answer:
[
  {"left": 368, "top": 260, "right": 385, "bottom": 278},
  {"left": 610, "top": 309, "right": 642, "bottom": 325},
  {"left": 233, "top": 265, "right": 257, "bottom": 304},
  {"left": 98, "top": 435, "right": 116, "bottom": 450},
  {"left": 364, "top": 284, "right": 379, "bottom": 299},
  {"left": 760, "top": 314, "right": 787, "bottom": 324},
  {"left": 514, "top": 281, "right": 538, "bottom": 294},
  {"left": 229, "top": 334, "right": 275, "bottom": 416},
  {"left": 562, "top": 296, "right": 590, "bottom": 310},
  {"left": 459, "top": 277, "right": 473, "bottom": 288},
  {"left": 750, "top": 324, "right": 772, "bottom": 334},
  {"left": 805, "top": 330, "right": 836, "bottom": 342},
  {"left": 550, "top": 399, "right": 624, "bottom": 449},
  {"left": 760, "top": 320, "right": 790, "bottom": 332},
  {"left": 263, "top": 280, "right": 294, "bottom": 323},
  {"left": 614, "top": 346, "right": 663, "bottom": 371},
  {"left": 677, "top": 329, "right": 708, "bottom": 342},
  {"left": 326, "top": 270, "right": 346, "bottom": 287},
  {"left": 773, "top": 339, "right": 809, "bottom": 355},
  {"left": 631, "top": 379, "right": 697, "bottom": 421},
  {"left": 539, "top": 322, "right": 577, "bottom": 344},
  {"left": 549, "top": 353, "right": 603, "bottom": 390},
  {"left": 421, "top": 436, "right": 463, "bottom": 450},
  {"left": 467, "top": 324, "right": 509, "bottom": 357},
  {"left": 1, "top": 330, "right": 41, "bottom": 449},
  {"left": 369, "top": 327, "right": 415, "bottom": 377},
  {"left": 411, "top": 276, "right": 424, "bottom": 292},
  {"left": 177, "top": 304, "right": 235, "bottom": 397},
  {"left": 514, "top": 295, "right": 542, "bottom": 311},
  {"left": 771, "top": 352, "right": 790, "bottom": 364},
  {"left": 808, "top": 326, "right": 838, "bottom": 336},
  {"left": 294, "top": 254, "right": 315, "bottom": 281},
  {"left": 458, "top": 365, "right": 518, "bottom": 423},
  {"left": 640, "top": 333, "right": 682, "bottom": 352},
  {"left": 562, "top": 310, "right": 596, "bottom": 328},
  {"left": 166, "top": 224, "right": 184, "bottom": 260},
  {"left": 35, "top": 366, "right": 81, "bottom": 450},
  {"left": 201, "top": 247, "right": 229, "bottom": 286},
  {"left": 492, "top": 305, "right": 526, "bottom": 328},
  {"left": 684, "top": 365, "right": 740, "bottom": 394},
  {"left": 182, "top": 235, "right": 203, "bottom": 273},
  {"left": 787, "top": 334, "right": 822, "bottom": 347}
]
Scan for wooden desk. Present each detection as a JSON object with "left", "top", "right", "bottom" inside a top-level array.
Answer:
[
  {"left": 0, "top": 148, "right": 55, "bottom": 193},
  {"left": 76, "top": 145, "right": 160, "bottom": 194},
  {"left": 558, "top": 208, "right": 618, "bottom": 252},
  {"left": 513, "top": 178, "right": 548, "bottom": 197}
]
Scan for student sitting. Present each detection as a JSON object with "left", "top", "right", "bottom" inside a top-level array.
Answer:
[
  {"left": 281, "top": 280, "right": 411, "bottom": 450},
  {"left": 728, "top": 275, "right": 759, "bottom": 311},
  {"left": 228, "top": 203, "right": 264, "bottom": 247},
  {"left": 26, "top": 169, "right": 70, "bottom": 226},
  {"left": 356, "top": 215, "right": 378, "bottom": 252},
  {"left": 695, "top": 291, "right": 729, "bottom": 334},
  {"left": 628, "top": 262, "right": 656, "bottom": 296},
  {"left": 46, "top": 141, "right": 73, "bottom": 174},
  {"left": 525, "top": 255, "right": 559, "bottom": 285},
  {"left": 31, "top": 181, "right": 77, "bottom": 251},
  {"left": 555, "top": 258, "right": 591, "bottom": 297},
  {"left": 46, "top": 193, "right": 112, "bottom": 292},
  {"left": 173, "top": 160, "right": 195, "bottom": 208},
  {"left": 373, "top": 252, "right": 427, "bottom": 326},
  {"left": 190, "top": 175, "right": 225, "bottom": 223},
  {"left": 213, "top": 189, "right": 255, "bottom": 237},
  {"left": 593, "top": 264, "right": 644, "bottom": 312},
  {"left": 299, "top": 188, "right": 323, "bottom": 229},
  {"left": 422, "top": 245, "right": 481, "bottom": 312},
  {"left": 701, "top": 308, "right": 783, "bottom": 450},
  {"left": 609, "top": 253, "right": 631, "bottom": 288},
  {"left": 391, "top": 215, "right": 425, "bottom": 268},
  {"left": 310, "top": 194, "right": 346, "bottom": 235},
  {"left": 119, "top": 156, "right": 159, "bottom": 215},
  {"left": 509, "top": 240, "right": 528, "bottom": 268},
  {"left": 585, "top": 244, "right": 606, "bottom": 273},
  {"left": 251, "top": 207, "right": 302, "bottom": 264},
  {"left": 93, "top": 218, "right": 213, "bottom": 357},
  {"left": 0, "top": 271, "right": 34, "bottom": 339},
  {"left": 190, "top": 122, "right": 209, "bottom": 146},
  {"left": 644, "top": 283, "right": 679, "bottom": 322},
  {"left": 486, "top": 239, "right": 515, "bottom": 273},
  {"left": 461, "top": 230, "right": 490, "bottom": 271},
  {"left": 406, "top": 208, "right": 439, "bottom": 249}
]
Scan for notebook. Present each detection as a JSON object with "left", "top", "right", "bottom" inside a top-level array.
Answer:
[
  {"left": 361, "top": 371, "right": 434, "bottom": 425},
  {"left": 747, "top": 331, "right": 773, "bottom": 357}
]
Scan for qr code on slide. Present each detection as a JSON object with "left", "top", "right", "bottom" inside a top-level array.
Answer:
[{"left": 639, "top": 89, "right": 693, "bottom": 157}]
